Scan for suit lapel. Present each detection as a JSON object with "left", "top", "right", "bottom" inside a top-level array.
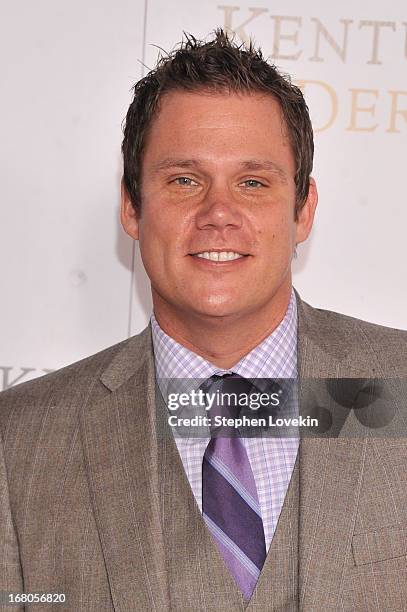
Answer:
[
  {"left": 296, "top": 296, "right": 367, "bottom": 610},
  {"left": 79, "top": 328, "right": 170, "bottom": 612}
]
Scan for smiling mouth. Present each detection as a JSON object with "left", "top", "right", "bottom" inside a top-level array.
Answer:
[{"left": 191, "top": 251, "right": 249, "bottom": 262}]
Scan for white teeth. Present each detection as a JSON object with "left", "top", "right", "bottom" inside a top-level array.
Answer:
[{"left": 196, "top": 251, "right": 243, "bottom": 261}]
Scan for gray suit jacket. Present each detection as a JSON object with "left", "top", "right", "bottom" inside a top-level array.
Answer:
[{"left": 1, "top": 295, "right": 407, "bottom": 611}]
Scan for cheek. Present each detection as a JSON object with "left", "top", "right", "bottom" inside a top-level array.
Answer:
[
  {"left": 254, "top": 211, "right": 295, "bottom": 243},
  {"left": 137, "top": 213, "right": 167, "bottom": 275},
  {"left": 138, "top": 204, "right": 170, "bottom": 247},
  {"left": 137, "top": 211, "right": 190, "bottom": 275}
]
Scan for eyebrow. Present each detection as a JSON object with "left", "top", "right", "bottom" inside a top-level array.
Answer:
[
  {"left": 151, "top": 157, "right": 289, "bottom": 182},
  {"left": 239, "top": 159, "right": 288, "bottom": 182}
]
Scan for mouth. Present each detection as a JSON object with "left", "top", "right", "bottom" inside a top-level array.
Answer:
[{"left": 189, "top": 250, "right": 249, "bottom": 262}]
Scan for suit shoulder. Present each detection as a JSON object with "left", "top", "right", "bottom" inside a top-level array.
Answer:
[
  {"left": 313, "top": 306, "right": 407, "bottom": 346},
  {"left": 300, "top": 298, "right": 407, "bottom": 374},
  {"left": 0, "top": 328, "right": 150, "bottom": 430}
]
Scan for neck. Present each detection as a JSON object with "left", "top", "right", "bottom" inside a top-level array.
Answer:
[{"left": 152, "top": 286, "right": 293, "bottom": 369}]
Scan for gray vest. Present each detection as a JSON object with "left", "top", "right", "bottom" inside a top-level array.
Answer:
[{"left": 156, "top": 388, "right": 299, "bottom": 611}]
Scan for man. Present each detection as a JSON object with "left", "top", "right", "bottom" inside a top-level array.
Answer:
[{"left": 1, "top": 30, "right": 407, "bottom": 611}]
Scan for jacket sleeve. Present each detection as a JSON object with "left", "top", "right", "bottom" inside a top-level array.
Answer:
[{"left": 0, "top": 433, "right": 23, "bottom": 611}]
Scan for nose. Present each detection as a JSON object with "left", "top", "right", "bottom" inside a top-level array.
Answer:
[{"left": 195, "top": 183, "right": 243, "bottom": 231}]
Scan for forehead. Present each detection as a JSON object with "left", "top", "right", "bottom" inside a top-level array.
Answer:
[{"left": 142, "top": 89, "right": 295, "bottom": 174}]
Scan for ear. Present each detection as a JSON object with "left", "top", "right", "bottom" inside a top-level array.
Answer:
[
  {"left": 120, "top": 178, "right": 140, "bottom": 240},
  {"left": 294, "top": 177, "right": 318, "bottom": 245}
]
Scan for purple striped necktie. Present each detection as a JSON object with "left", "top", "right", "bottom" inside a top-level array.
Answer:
[{"left": 202, "top": 374, "right": 266, "bottom": 601}]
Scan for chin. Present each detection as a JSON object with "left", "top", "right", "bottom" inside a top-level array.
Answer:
[{"left": 186, "top": 295, "right": 243, "bottom": 319}]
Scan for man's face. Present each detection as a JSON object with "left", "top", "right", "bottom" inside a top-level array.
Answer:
[{"left": 122, "top": 90, "right": 317, "bottom": 322}]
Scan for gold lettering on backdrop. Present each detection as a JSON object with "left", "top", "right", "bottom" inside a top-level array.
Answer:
[
  {"left": 358, "top": 21, "right": 396, "bottom": 65},
  {"left": 217, "top": 7, "right": 406, "bottom": 132},
  {"left": 218, "top": 6, "right": 268, "bottom": 45},
  {"left": 270, "top": 15, "right": 302, "bottom": 60},
  {"left": 218, "top": 6, "right": 405, "bottom": 64},
  {"left": 296, "top": 80, "right": 338, "bottom": 132},
  {"left": 346, "top": 89, "right": 379, "bottom": 131},
  {"left": 309, "top": 18, "right": 353, "bottom": 62},
  {"left": 387, "top": 91, "right": 407, "bottom": 133}
]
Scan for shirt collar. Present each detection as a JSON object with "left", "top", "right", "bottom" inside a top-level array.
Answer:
[{"left": 151, "top": 289, "right": 297, "bottom": 383}]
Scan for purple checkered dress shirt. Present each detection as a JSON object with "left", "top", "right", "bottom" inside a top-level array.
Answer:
[{"left": 151, "top": 290, "right": 298, "bottom": 551}]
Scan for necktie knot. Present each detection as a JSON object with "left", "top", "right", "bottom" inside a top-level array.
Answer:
[
  {"left": 200, "top": 373, "right": 288, "bottom": 437},
  {"left": 201, "top": 373, "right": 254, "bottom": 437}
]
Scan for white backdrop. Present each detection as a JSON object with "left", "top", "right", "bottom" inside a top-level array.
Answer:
[{"left": 1, "top": 0, "right": 406, "bottom": 390}]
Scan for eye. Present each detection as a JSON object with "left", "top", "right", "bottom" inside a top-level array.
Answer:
[
  {"left": 241, "top": 179, "right": 265, "bottom": 188},
  {"left": 173, "top": 177, "right": 198, "bottom": 186}
]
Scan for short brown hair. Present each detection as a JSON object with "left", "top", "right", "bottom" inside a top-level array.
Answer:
[{"left": 122, "top": 29, "right": 314, "bottom": 219}]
